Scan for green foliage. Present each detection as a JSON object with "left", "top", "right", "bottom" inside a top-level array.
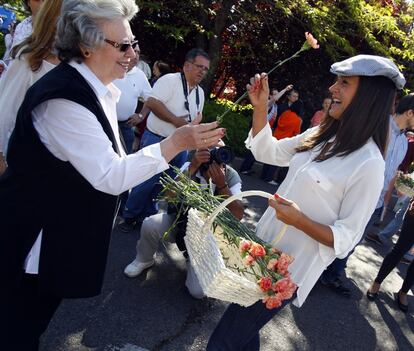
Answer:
[{"left": 202, "top": 99, "right": 252, "bottom": 156}]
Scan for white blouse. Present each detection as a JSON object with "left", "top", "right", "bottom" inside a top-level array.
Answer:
[
  {"left": 0, "top": 53, "right": 55, "bottom": 154},
  {"left": 246, "top": 124, "right": 384, "bottom": 307},
  {"left": 24, "top": 61, "right": 169, "bottom": 274}
]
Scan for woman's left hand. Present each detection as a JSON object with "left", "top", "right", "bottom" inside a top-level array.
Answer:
[{"left": 269, "top": 194, "right": 303, "bottom": 227}]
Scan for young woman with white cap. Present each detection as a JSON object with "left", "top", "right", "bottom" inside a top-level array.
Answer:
[{"left": 207, "top": 55, "right": 406, "bottom": 351}]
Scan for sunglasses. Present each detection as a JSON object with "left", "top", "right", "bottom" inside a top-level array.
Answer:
[{"left": 104, "top": 39, "right": 139, "bottom": 52}]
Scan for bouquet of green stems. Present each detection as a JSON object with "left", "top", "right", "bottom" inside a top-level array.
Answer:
[{"left": 160, "top": 170, "right": 297, "bottom": 309}]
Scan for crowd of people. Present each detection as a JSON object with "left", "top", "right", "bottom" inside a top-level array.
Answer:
[{"left": 0, "top": 0, "right": 413, "bottom": 350}]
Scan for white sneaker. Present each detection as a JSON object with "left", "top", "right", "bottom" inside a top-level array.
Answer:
[{"left": 124, "top": 258, "right": 154, "bottom": 278}]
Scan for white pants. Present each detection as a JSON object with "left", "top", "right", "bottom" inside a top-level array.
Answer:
[{"left": 135, "top": 213, "right": 204, "bottom": 298}]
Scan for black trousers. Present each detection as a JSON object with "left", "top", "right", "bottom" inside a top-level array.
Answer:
[
  {"left": 4, "top": 273, "right": 62, "bottom": 351},
  {"left": 375, "top": 212, "right": 414, "bottom": 293}
]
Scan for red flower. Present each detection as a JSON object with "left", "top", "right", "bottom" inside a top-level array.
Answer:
[
  {"left": 249, "top": 242, "right": 266, "bottom": 258},
  {"left": 239, "top": 239, "right": 252, "bottom": 252},
  {"left": 263, "top": 294, "right": 283, "bottom": 309},
  {"left": 272, "top": 277, "right": 297, "bottom": 300},
  {"left": 276, "top": 253, "right": 294, "bottom": 275},
  {"left": 257, "top": 277, "right": 272, "bottom": 292}
]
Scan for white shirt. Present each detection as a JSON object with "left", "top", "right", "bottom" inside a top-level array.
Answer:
[
  {"left": 0, "top": 53, "right": 56, "bottom": 154},
  {"left": 12, "top": 17, "right": 32, "bottom": 49},
  {"left": 146, "top": 72, "right": 205, "bottom": 137},
  {"left": 24, "top": 61, "right": 169, "bottom": 273},
  {"left": 246, "top": 124, "right": 384, "bottom": 307},
  {"left": 137, "top": 60, "right": 152, "bottom": 80},
  {"left": 113, "top": 67, "right": 152, "bottom": 121}
]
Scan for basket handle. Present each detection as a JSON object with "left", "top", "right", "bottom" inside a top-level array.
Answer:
[{"left": 203, "top": 190, "right": 289, "bottom": 246}]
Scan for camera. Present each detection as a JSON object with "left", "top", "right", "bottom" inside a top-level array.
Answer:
[{"left": 199, "top": 146, "right": 235, "bottom": 172}]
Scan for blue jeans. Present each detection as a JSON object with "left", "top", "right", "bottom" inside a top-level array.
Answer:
[
  {"left": 321, "top": 256, "right": 349, "bottom": 283},
  {"left": 122, "top": 129, "right": 188, "bottom": 221},
  {"left": 378, "top": 197, "right": 410, "bottom": 243},
  {"left": 260, "top": 164, "right": 277, "bottom": 182},
  {"left": 206, "top": 298, "right": 292, "bottom": 351},
  {"left": 118, "top": 122, "right": 135, "bottom": 154}
]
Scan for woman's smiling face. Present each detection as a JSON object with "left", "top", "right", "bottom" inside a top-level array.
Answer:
[{"left": 328, "top": 76, "right": 360, "bottom": 119}]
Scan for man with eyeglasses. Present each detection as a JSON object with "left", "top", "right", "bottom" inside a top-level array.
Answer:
[
  {"left": 113, "top": 43, "right": 152, "bottom": 154},
  {"left": 119, "top": 48, "right": 211, "bottom": 232}
]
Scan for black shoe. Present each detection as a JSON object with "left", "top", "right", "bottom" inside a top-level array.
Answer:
[
  {"left": 365, "top": 233, "right": 383, "bottom": 246},
  {"left": 118, "top": 218, "right": 135, "bottom": 233},
  {"left": 366, "top": 289, "right": 379, "bottom": 301},
  {"left": 321, "top": 278, "right": 351, "bottom": 297},
  {"left": 394, "top": 291, "right": 408, "bottom": 313}
]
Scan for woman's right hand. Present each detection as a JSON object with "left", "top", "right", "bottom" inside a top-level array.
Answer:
[
  {"left": 160, "top": 115, "right": 225, "bottom": 163},
  {"left": 247, "top": 73, "right": 269, "bottom": 109}
]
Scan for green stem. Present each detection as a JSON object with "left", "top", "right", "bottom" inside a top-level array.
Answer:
[{"left": 217, "top": 48, "right": 306, "bottom": 124}]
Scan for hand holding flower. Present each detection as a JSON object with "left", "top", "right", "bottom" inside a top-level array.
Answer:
[
  {"left": 246, "top": 73, "right": 269, "bottom": 110},
  {"left": 269, "top": 194, "right": 303, "bottom": 228}
]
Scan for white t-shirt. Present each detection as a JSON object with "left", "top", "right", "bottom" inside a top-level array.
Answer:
[
  {"left": 246, "top": 124, "right": 384, "bottom": 307},
  {"left": 146, "top": 72, "right": 205, "bottom": 137},
  {"left": 113, "top": 67, "right": 152, "bottom": 121}
]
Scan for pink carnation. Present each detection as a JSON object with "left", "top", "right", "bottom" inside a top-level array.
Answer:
[
  {"left": 243, "top": 254, "right": 255, "bottom": 266},
  {"left": 257, "top": 277, "right": 272, "bottom": 292},
  {"left": 249, "top": 242, "right": 266, "bottom": 258},
  {"left": 239, "top": 239, "right": 252, "bottom": 252},
  {"left": 305, "top": 32, "right": 320, "bottom": 49},
  {"left": 272, "top": 277, "right": 297, "bottom": 300},
  {"left": 267, "top": 258, "right": 278, "bottom": 271},
  {"left": 263, "top": 293, "right": 283, "bottom": 310},
  {"left": 276, "top": 253, "right": 294, "bottom": 275}
]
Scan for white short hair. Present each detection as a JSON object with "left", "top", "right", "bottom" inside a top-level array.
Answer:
[{"left": 56, "top": 0, "right": 139, "bottom": 62}]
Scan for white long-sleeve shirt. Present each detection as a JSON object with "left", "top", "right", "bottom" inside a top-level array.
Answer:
[
  {"left": 0, "top": 53, "right": 55, "bottom": 154},
  {"left": 24, "top": 61, "right": 169, "bottom": 273},
  {"left": 246, "top": 124, "right": 384, "bottom": 307}
]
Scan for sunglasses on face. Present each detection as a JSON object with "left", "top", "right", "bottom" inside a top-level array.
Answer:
[{"left": 104, "top": 39, "right": 139, "bottom": 52}]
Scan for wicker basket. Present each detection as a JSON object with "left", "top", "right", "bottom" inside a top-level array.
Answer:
[{"left": 184, "top": 190, "right": 277, "bottom": 307}]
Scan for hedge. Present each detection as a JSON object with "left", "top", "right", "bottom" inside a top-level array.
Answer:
[{"left": 202, "top": 98, "right": 253, "bottom": 156}]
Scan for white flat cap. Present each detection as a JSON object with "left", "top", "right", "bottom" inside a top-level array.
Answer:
[{"left": 330, "top": 54, "right": 406, "bottom": 89}]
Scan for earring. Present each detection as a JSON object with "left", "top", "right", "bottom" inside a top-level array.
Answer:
[{"left": 83, "top": 51, "right": 91, "bottom": 58}]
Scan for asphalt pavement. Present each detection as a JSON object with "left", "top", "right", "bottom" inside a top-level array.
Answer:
[{"left": 41, "top": 161, "right": 414, "bottom": 351}]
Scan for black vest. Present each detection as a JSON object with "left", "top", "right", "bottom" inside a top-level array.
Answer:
[{"left": 0, "top": 63, "right": 120, "bottom": 298}]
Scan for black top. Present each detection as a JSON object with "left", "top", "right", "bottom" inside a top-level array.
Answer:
[{"left": 0, "top": 62, "right": 120, "bottom": 298}]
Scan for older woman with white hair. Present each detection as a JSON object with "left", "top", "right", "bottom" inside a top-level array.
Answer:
[{"left": 0, "top": 0, "right": 223, "bottom": 349}]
